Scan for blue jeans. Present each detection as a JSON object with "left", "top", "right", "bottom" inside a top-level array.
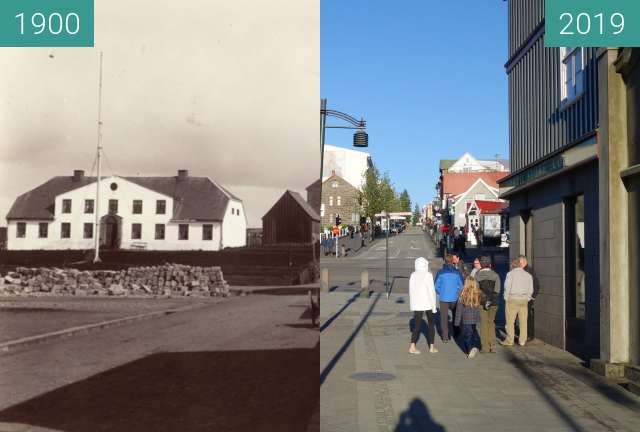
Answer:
[{"left": 461, "top": 324, "right": 480, "bottom": 354}]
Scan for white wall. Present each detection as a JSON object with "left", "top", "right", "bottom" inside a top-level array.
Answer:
[
  {"left": 221, "top": 198, "right": 247, "bottom": 248},
  {"left": 7, "top": 176, "right": 224, "bottom": 251},
  {"left": 322, "top": 144, "right": 370, "bottom": 189}
]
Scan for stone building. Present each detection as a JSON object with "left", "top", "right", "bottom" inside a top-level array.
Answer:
[{"left": 320, "top": 171, "right": 360, "bottom": 228}]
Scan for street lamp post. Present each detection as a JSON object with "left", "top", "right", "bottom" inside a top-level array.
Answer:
[{"left": 381, "top": 210, "right": 390, "bottom": 299}]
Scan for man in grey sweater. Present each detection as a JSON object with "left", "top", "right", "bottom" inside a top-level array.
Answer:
[
  {"left": 475, "top": 255, "right": 501, "bottom": 353},
  {"left": 502, "top": 259, "right": 534, "bottom": 346}
]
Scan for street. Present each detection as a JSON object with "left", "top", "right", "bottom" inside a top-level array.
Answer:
[
  {"left": 319, "top": 228, "right": 640, "bottom": 431},
  {"left": 0, "top": 293, "right": 319, "bottom": 432}
]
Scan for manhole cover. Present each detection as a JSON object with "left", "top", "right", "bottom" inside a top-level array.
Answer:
[{"left": 349, "top": 372, "right": 396, "bottom": 382}]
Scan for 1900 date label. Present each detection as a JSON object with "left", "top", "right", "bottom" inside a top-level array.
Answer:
[{"left": 0, "top": 0, "right": 93, "bottom": 47}]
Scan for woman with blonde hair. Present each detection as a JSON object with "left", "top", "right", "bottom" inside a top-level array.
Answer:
[
  {"left": 408, "top": 257, "right": 438, "bottom": 354},
  {"left": 454, "top": 277, "right": 483, "bottom": 358}
]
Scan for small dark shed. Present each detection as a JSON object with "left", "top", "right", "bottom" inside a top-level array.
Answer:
[{"left": 262, "top": 191, "right": 320, "bottom": 245}]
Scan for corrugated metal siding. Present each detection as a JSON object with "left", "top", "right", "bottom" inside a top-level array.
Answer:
[
  {"left": 508, "top": 0, "right": 544, "bottom": 59},
  {"left": 507, "top": 35, "right": 598, "bottom": 172}
]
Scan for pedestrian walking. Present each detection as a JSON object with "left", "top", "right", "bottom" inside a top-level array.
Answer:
[
  {"left": 454, "top": 277, "right": 482, "bottom": 358},
  {"left": 434, "top": 254, "right": 464, "bottom": 343},
  {"left": 502, "top": 258, "right": 534, "bottom": 346},
  {"left": 475, "top": 255, "right": 501, "bottom": 353},
  {"left": 519, "top": 255, "right": 540, "bottom": 340},
  {"left": 408, "top": 257, "right": 439, "bottom": 354},
  {"left": 470, "top": 257, "right": 481, "bottom": 277}
]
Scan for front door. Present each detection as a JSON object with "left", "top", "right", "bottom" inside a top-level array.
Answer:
[
  {"left": 100, "top": 215, "right": 121, "bottom": 249},
  {"left": 565, "top": 195, "right": 586, "bottom": 358}
]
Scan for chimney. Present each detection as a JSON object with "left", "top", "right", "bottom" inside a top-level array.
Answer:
[
  {"left": 177, "top": 169, "right": 189, "bottom": 181},
  {"left": 331, "top": 170, "right": 336, "bottom": 176},
  {"left": 73, "top": 170, "right": 85, "bottom": 182}
]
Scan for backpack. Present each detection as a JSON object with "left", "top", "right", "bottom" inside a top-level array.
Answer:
[{"left": 478, "top": 279, "right": 498, "bottom": 308}]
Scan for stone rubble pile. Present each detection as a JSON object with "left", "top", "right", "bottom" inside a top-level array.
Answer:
[{"left": 0, "top": 264, "right": 230, "bottom": 297}]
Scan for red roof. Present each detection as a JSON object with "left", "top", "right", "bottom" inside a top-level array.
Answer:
[
  {"left": 474, "top": 200, "right": 508, "bottom": 214},
  {"left": 442, "top": 172, "right": 508, "bottom": 196}
]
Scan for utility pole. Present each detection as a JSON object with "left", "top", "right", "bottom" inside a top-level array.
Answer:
[{"left": 93, "top": 52, "right": 104, "bottom": 263}]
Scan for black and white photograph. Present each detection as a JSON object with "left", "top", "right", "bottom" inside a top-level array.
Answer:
[{"left": 0, "top": 1, "right": 319, "bottom": 431}]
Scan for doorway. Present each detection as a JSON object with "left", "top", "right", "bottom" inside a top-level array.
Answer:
[
  {"left": 100, "top": 215, "right": 122, "bottom": 249},
  {"left": 565, "top": 195, "right": 587, "bottom": 358}
]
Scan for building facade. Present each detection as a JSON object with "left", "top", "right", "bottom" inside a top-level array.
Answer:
[
  {"left": 320, "top": 172, "right": 360, "bottom": 228},
  {"left": 450, "top": 178, "right": 501, "bottom": 229},
  {"left": 322, "top": 144, "right": 372, "bottom": 189},
  {"left": 500, "top": 0, "right": 600, "bottom": 360},
  {"left": 6, "top": 170, "right": 246, "bottom": 251},
  {"left": 262, "top": 190, "right": 320, "bottom": 245}
]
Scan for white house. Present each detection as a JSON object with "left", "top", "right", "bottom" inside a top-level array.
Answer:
[
  {"left": 450, "top": 178, "right": 501, "bottom": 228},
  {"left": 5, "top": 170, "right": 247, "bottom": 251},
  {"left": 447, "top": 152, "right": 509, "bottom": 173}
]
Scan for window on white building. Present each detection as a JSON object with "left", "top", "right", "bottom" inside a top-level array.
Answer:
[
  {"left": 17, "top": 222, "right": 26, "bottom": 238},
  {"left": 131, "top": 223, "right": 142, "bottom": 240},
  {"left": 155, "top": 224, "right": 165, "bottom": 240},
  {"left": 329, "top": 196, "right": 333, "bottom": 206},
  {"left": 108, "top": 199, "right": 118, "bottom": 215},
  {"left": 62, "top": 199, "right": 72, "bottom": 214},
  {"left": 84, "top": 199, "right": 94, "bottom": 214},
  {"left": 61, "top": 223, "right": 71, "bottom": 239},
  {"left": 84, "top": 223, "right": 93, "bottom": 239},
  {"left": 156, "top": 200, "right": 166, "bottom": 215},
  {"left": 38, "top": 223, "right": 48, "bottom": 238},
  {"left": 132, "top": 200, "right": 143, "bottom": 214},
  {"left": 332, "top": 181, "right": 338, "bottom": 188},
  {"left": 179, "top": 224, "right": 189, "bottom": 240},
  {"left": 202, "top": 224, "right": 213, "bottom": 240},
  {"left": 561, "top": 47, "right": 584, "bottom": 104}
]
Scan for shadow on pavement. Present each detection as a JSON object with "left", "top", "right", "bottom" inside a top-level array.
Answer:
[
  {"left": 0, "top": 346, "right": 319, "bottom": 432},
  {"left": 320, "top": 292, "right": 381, "bottom": 386},
  {"left": 320, "top": 291, "right": 361, "bottom": 333},
  {"left": 394, "top": 399, "right": 446, "bottom": 432}
]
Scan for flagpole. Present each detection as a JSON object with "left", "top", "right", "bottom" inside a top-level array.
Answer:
[{"left": 93, "top": 52, "right": 103, "bottom": 263}]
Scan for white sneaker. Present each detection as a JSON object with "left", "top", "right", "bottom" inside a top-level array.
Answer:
[{"left": 468, "top": 347, "right": 478, "bottom": 359}]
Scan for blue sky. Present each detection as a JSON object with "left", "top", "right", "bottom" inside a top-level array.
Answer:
[{"left": 322, "top": 0, "right": 509, "bottom": 209}]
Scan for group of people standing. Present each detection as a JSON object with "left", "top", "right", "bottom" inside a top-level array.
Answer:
[{"left": 408, "top": 252, "right": 538, "bottom": 358}]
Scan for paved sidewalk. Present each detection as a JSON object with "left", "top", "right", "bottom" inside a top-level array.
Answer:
[{"left": 320, "top": 291, "right": 640, "bottom": 432}]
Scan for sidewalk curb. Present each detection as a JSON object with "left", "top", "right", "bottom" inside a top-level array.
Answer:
[{"left": 0, "top": 302, "right": 213, "bottom": 356}]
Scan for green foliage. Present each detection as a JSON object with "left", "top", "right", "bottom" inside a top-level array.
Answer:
[
  {"left": 412, "top": 204, "right": 421, "bottom": 225},
  {"left": 399, "top": 189, "right": 411, "bottom": 213},
  {"left": 358, "top": 166, "right": 409, "bottom": 221}
]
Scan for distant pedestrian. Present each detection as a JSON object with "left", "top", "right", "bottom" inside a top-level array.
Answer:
[
  {"left": 519, "top": 255, "right": 540, "bottom": 340},
  {"left": 501, "top": 258, "right": 534, "bottom": 346},
  {"left": 475, "top": 255, "right": 501, "bottom": 353},
  {"left": 451, "top": 252, "right": 469, "bottom": 278},
  {"left": 408, "top": 257, "right": 439, "bottom": 355},
  {"left": 434, "top": 254, "right": 464, "bottom": 343},
  {"left": 476, "top": 226, "right": 484, "bottom": 247},
  {"left": 470, "top": 257, "right": 481, "bottom": 277},
  {"left": 454, "top": 277, "right": 482, "bottom": 358}
]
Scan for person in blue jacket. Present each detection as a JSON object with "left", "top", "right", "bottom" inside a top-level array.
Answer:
[{"left": 435, "top": 254, "right": 464, "bottom": 342}]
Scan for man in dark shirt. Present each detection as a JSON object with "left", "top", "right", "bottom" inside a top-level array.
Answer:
[{"left": 519, "top": 255, "right": 540, "bottom": 340}]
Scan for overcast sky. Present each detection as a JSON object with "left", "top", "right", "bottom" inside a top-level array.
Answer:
[{"left": 0, "top": 0, "right": 319, "bottom": 228}]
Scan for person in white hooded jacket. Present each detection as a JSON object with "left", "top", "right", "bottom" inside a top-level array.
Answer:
[{"left": 409, "top": 257, "right": 439, "bottom": 354}]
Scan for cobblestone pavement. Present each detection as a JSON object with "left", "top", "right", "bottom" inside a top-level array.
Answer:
[{"left": 320, "top": 291, "right": 640, "bottom": 432}]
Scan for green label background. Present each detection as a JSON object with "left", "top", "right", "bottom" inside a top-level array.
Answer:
[
  {"left": 0, "top": 0, "right": 94, "bottom": 47},
  {"left": 546, "top": 0, "right": 640, "bottom": 47}
]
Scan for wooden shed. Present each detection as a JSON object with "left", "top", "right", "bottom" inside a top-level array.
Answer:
[{"left": 262, "top": 190, "right": 320, "bottom": 245}]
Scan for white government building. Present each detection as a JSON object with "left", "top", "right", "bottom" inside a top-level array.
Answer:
[{"left": 5, "top": 170, "right": 246, "bottom": 251}]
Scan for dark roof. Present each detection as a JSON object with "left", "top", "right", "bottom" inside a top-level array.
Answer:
[
  {"left": 262, "top": 190, "right": 320, "bottom": 222},
  {"left": 6, "top": 175, "right": 238, "bottom": 222},
  {"left": 306, "top": 179, "right": 321, "bottom": 191},
  {"left": 473, "top": 200, "right": 508, "bottom": 214}
]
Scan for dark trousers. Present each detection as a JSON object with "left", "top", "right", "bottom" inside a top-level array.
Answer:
[
  {"left": 461, "top": 324, "right": 480, "bottom": 354},
  {"left": 411, "top": 311, "right": 435, "bottom": 345},
  {"left": 439, "top": 301, "right": 456, "bottom": 340},
  {"left": 528, "top": 300, "right": 535, "bottom": 339}
]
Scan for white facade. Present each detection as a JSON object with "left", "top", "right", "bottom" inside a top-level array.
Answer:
[
  {"left": 451, "top": 178, "right": 500, "bottom": 228},
  {"left": 322, "top": 144, "right": 372, "bottom": 190},
  {"left": 7, "top": 175, "right": 246, "bottom": 251},
  {"left": 448, "top": 152, "right": 508, "bottom": 173}
]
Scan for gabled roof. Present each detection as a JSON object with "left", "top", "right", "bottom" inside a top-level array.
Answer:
[
  {"left": 453, "top": 178, "right": 500, "bottom": 205},
  {"left": 322, "top": 172, "right": 358, "bottom": 190},
  {"left": 442, "top": 172, "right": 508, "bottom": 196},
  {"left": 439, "top": 160, "right": 457, "bottom": 171},
  {"left": 306, "top": 179, "right": 321, "bottom": 191},
  {"left": 7, "top": 174, "right": 239, "bottom": 222},
  {"left": 262, "top": 190, "right": 320, "bottom": 221},
  {"left": 471, "top": 200, "right": 508, "bottom": 214}
]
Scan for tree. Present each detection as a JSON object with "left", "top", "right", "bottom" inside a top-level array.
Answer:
[
  {"left": 412, "top": 204, "right": 421, "bottom": 225},
  {"left": 399, "top": 189, "right": 411, "bottom": 213},
  {"left": 379, "top": 173, "right": 397, "bottom": 213},
  {"left": 359, "top": 166, "right": 382, "bottom": 221}
]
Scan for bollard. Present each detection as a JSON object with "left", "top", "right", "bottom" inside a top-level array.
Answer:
[
  {"left": 361, "top": 270, "right": 369, "bottom": 297},
  {"left": 321, "top": 267, "right": 329, "bottom": 292},
  {"left": 341, "top": 244, "right": 347, "bottom": 257}
]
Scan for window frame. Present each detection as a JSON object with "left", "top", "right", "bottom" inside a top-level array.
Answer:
[
  {"left": 84, "top": 199, "right": 94, "bottom": 214},
  {"left": 17, "top": 222, "right": 27, "bottom": 238},
  {"left": 131, "top": 223, "right": 142, "bottom": 240},
  {"left": 62, "top": 199, "right": 72, "bottom": 214},
  {"left": 156, "top": 200, "right": 166, "bottom": 215},
  {"left": 155, "top": 223, "right": 165, "bottom": 240},
  {"left": 132, "top": 200, "right": 143, "bottom": 215},
  {"left": 202, "top": 224, "right": 213, "bottom": 241},
  {"left": 178, "top": 224, "right": 189, "bottom": 240},
  {"left": 560, "top": 47, "right": 585, "bottom": 105},
  {"left": 83, "top": 223, "right": 93, "bottom": 239},
  {"left": 61, "top": 222, "right": 71, "bottom": 239},
  {"left": 38, "top": 222, "right": 48, "bottom": 238},
  {"left": 108, "top": 199, "right": 119, "bottom": 215}
]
